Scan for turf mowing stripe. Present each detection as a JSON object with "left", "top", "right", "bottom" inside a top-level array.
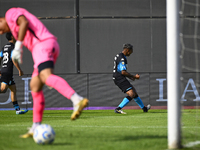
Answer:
[
  {"left": 0, "top": 107, "right": 116, "bottom": 110},
  {"left": 1, "top": 124, "right": 200, "bottom": 129}
]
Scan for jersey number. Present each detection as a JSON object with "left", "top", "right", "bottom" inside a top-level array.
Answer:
[{"left": 3, "top": 52, "right": 9, "bottom": 64}]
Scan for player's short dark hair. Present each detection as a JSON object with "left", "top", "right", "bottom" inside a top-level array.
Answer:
[
  {"left": 6, "top": 32, "right": 12, "bottom": 41},
  {"left": 123, "top": 43, "right": 133, "bottom": 50}
]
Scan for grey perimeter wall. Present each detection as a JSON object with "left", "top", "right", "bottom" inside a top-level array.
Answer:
[{"left": 0, "top": 0, "right": 199, "bottom": 109}]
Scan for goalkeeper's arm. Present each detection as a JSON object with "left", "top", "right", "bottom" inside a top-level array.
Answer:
[
  {"left": 16, "top": 15, "right": 28, "bottom": 41},
  {"left": 12, "top": 15, "right": 28, "bottom": 64}
]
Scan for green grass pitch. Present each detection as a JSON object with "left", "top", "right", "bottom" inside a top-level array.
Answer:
[{"left": 0, "top": 109, "right": 200, "bottom": 150}]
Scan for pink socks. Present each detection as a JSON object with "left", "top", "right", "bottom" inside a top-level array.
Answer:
[
  {"left": 45, "top": 74, "right": 75, "bottom": 99},
  {"left": 32, "top": 91, "right": 45, "bottom": 123}
]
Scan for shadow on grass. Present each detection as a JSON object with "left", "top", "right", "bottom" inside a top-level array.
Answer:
[
  {"left": 52, "top": 142, "right": 73, "bottom": 146},
  {"left": 116, "top": 135, "right": 167, "bottom": 141},
  {"left": 148, "top": 111, "right": 167, "bottom": 113}
]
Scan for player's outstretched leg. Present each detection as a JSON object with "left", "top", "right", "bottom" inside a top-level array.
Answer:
[
  {"left": 70, "top": 93, "right": 89, "bottom": 120},
  {"left": 115, "top": 108, "right": 127, "bottom": 114},
  {"left": 134, "top": 96, "right": 151, "bottom": 112},
  {"left": 45, "top": 74, "right": 89, "bottom": 120},
  {"left": 16, "top": 109, "right": 29, "bottom": 114},
  {"left": 9, "top": 85, "right": 28, "bottom": 114},
  {"left": 14, "top": 102, "right": 28, "bottom": 115},
  {"left": 142, "top": 104, "right": 151, "bottom": 112},
  {"left": 114, "top": 96, "right": 132, "bottom": 114}
]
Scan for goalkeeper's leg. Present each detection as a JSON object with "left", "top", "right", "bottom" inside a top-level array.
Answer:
[
  {"left": 32, "top": 39, "right": 88, "bottom": 120},
  {"left": 44, "top": 73, "right": 89, "bottom": 120},
  {"left": 20, "top": 79, "right": 44, "bottom": 138}
]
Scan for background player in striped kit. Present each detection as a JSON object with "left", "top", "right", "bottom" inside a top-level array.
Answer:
[{"left": 0, "top": 32, "right": 28, "bottom": 114}]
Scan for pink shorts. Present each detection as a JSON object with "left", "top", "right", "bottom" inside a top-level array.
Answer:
[{"left": 31, "top": 38, "right": 60, "bottom": 77}]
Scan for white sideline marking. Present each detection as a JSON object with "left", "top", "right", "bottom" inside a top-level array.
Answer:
[
  {"left": 1, "top": 124, "right": 200, "bottom": 129},
  {"left": 64, "top": 125, "right": 167, "bottom": 128},
  {"left": 64, "top": 125, "right": 200, "bottom": 129},
  {"left": 184, "top": 141, "right": 200, "bottom": 148}
]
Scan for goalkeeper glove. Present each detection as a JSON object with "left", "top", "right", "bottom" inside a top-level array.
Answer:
[{"left": 12, "top": 41, "right": 23, "bottom": 64}]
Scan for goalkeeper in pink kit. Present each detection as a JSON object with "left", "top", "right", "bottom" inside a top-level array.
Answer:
[{"left": 0, "top": 7, "right": 89, "bottom": 138}]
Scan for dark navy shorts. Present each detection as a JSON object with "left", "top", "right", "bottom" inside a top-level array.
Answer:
[
  {"left": 0, "top": 74, "right": 15, "bottom": 86},
  {"left": 113, "top": 78, "right": 133, "bottom": 93}
]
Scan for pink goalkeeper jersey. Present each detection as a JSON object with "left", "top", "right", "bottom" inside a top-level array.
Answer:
[{"left": 5, "top": 7, "right": 56, "bottom": 51}]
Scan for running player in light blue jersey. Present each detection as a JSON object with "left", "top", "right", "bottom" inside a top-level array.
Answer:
[{"left": 113, "top": 43, "right": 151, "bottom": 114}]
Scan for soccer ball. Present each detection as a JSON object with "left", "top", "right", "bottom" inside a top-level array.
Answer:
[{"left": 33, "top": 124, "right": 55, "bottom": 144}]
